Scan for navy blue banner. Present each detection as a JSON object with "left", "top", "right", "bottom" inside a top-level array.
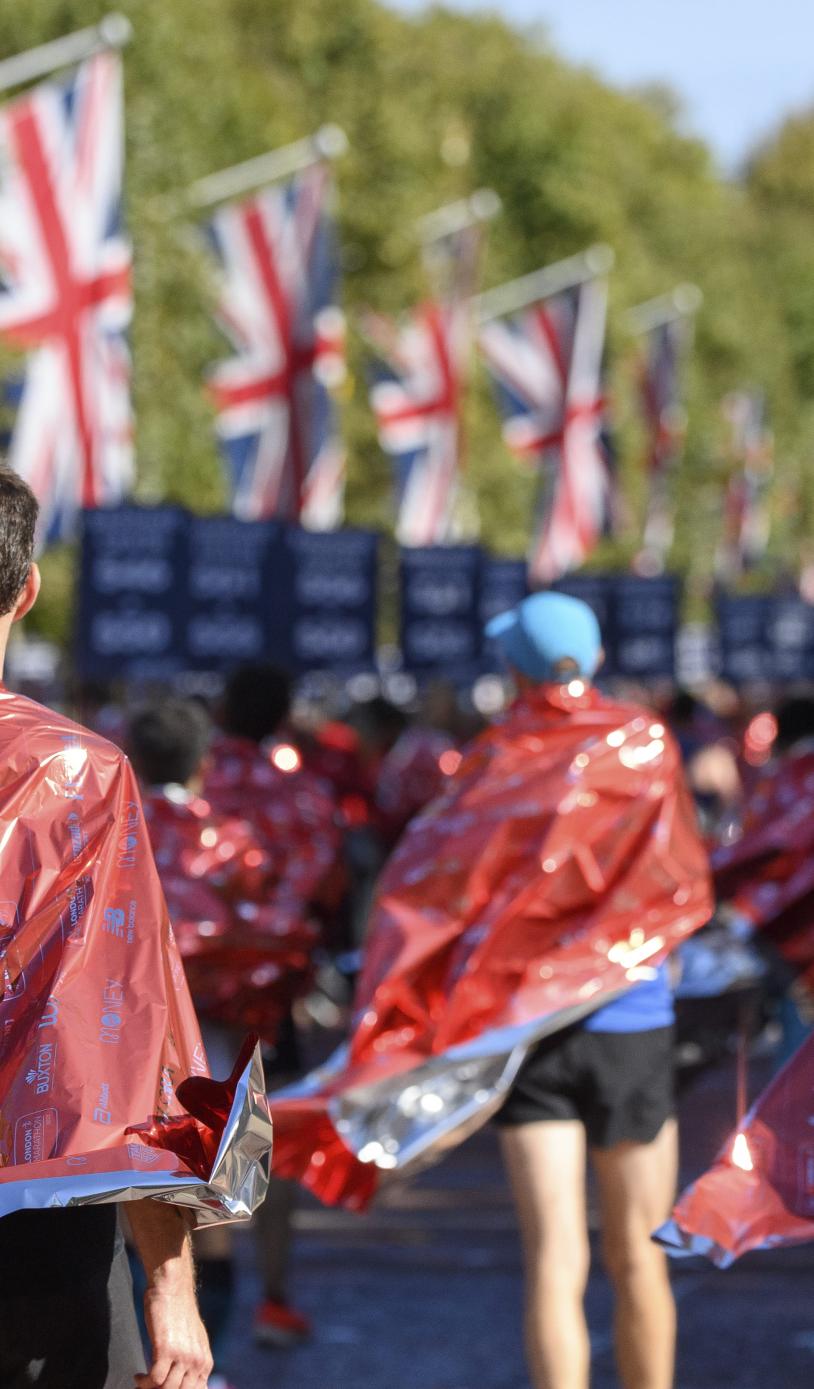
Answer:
[
  {"left": 480, "top": 556, "right": 529, "bottom": 628},
  {"left": 717, "top": 592, "right": 814, "bottom": 684},
  {"left": 77, "top": 509, "right": 379, "bottom": 680},
  {"left": 285, "top": 528, "right": 379, "bottom": 672},
  {"left": 77, "top": 506, "right": 190, "bottom": 681},
  {"left": 612, "top": 575, "right": 679, "bottom": 680},
  {"left": 185, "top": 516, "right": 287, "bottom": 672},
  {"left": 399, "top": 545, "right": 482, "bottom": 674}
]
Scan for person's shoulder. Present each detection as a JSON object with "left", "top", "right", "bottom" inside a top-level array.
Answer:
[
  {"left": 593, "top": 692, "right": 681, "bottom": 759},
  {"left": 0, "top": 687, "right": 126, "bottom": 769}
]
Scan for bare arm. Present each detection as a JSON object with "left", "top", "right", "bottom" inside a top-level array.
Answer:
[{"left": 127, "top": 1200, "right": 213, "bottom": 1389}]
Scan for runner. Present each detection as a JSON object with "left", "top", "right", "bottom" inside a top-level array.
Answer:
[
  {"left": 271, "top": 591, "right": 712, "bottom": 1389},
  {"left": 489, "top": 594, "right": 693, "bottom": 1389},
  {"left": 0, "top": 472, "right": 271, "bottom": 1389}
]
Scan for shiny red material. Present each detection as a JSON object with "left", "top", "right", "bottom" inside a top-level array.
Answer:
[
  {"left": 204, "top": 734, "right": 343, "bottom": 919},
  {"left": 271, "top": 682, "right": 713, "bottom": 1207},
  {"left": 664, "top": 1031, "right": 814, "bottom": 1265},
  {"left": 375, "top": 727, "right": 457, "bottom": 843},
  {"left": 142, "top": 787, "right": 317, "bottom": 1041},
  {"left": 712, "top": 749, "right": 814, "bottom": 987},
  {"left": 0, "top": 688, "right": 266, "bottom": 1214}
]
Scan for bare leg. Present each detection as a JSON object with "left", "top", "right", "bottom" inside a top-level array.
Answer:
[
  {"left": 500, "top": 1121, "right": 590, "bottom": 1389},
  {"left": 591, "top": 1118, "right": 678, "bottom": 1389}
]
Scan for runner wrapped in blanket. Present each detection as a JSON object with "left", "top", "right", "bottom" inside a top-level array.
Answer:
[{"left": 0, "top": 473, "right": 271, "bottom": 1388}]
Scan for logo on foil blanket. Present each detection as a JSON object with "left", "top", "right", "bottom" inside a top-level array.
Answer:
[
  {"left": 64, "top": 876, "right": 92, "bottom": 946},
  {"left": 66, "top": 809, "right": 86, "bottom": 862},
  {"left": 14, "top": 1107, "right": 59, "bottom": 1164},
  {"left": 24, "top": 1041, "right": 57, "bottom": 1095},
  {"left": 99, "top": 979, "right": 125, "bottom": 1045},
  {"left": 37, "top": 996, "right": 59, "bottom": 1032},
  {"left": 103, "top": 900, "right": 137, "bottom": 944},
  {"left": 126, "top": 1141, "right": 162, "bottom": 1166},
  {"left": 93, "top": 1081, "right": 113, "bottom": 1125},
  {"left": 117, "top": 802, "right": 141, "bottom": 869}
]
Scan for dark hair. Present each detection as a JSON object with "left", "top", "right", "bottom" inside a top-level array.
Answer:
[
  {"left": 221, "top": 663, "right": 292, "bottom": 744},
  {"left": 127, "top": 698, "right": 212, "bottom": 787},
  {"left": 346, "top": 696, "right": 408, "bottom": 752},
  {"left": 0, "top": 470, "right": 38, "bottom": 617},
  {"left": 775, "top": 695, "right": 814, "bottom": 753}
]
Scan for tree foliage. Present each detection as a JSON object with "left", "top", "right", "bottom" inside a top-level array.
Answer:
[{"left": 0, "top": 0, "right": 811, "bottom": 637}]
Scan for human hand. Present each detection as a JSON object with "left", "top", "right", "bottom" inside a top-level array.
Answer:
[{"left": 135, "top": 1284, "right": 213, "bottom": 1389}]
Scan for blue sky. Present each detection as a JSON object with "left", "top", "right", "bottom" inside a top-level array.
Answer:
[{"left": 393, "top": 0, "right": 814, "bottom": 171}]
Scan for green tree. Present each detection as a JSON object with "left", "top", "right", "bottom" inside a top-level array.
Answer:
[{"left": 0, "top": 1, "right": 807, "bottom": 640}]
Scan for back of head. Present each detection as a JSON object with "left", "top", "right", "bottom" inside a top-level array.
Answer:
[
  {"left": 221, "top": 662, "right": 292, "bottom": 744},
  {"left": 485, "top": 591, "right": 602, "bottom": 685},
  {"left": 128, "top": 698, "right": 212, "bottom": 788},
  {"left": 347, "top": 695, "right": 408, "bottom": 756},
  {"left": 0, "top": 470, "right": 38, "bottom": 617}
]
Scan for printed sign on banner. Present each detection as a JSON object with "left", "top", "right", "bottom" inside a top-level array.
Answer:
[
  {"left": 613, "top": 575, "right": 678, "bottom": 680},
  {"left": 765, "top": 596, "right": 814, "bottom": 682},
  {"left": 716, "top": 594, "right": 773, "bottom": 684},
  {"left": 717, "top": 592, "right": 814, "bottom": 684},
  {"left": 186, "top": 516, "right": 281, "bottom": 671},
  {"left": 286, "top": 528, "right": 378, "bottom": 672},
  {"left": 400, "top": 546, "right": 481, "bottom": 674},
  {"left": 480, "top": 557, "right": 528, "bottom": 627},
  {"left": 77, "top": 507, "right": 189, "bottom": 680}
]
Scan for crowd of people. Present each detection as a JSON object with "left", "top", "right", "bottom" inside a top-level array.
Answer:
[{"left": 3, "top": 468, "right": 814, "bottom": 1388}]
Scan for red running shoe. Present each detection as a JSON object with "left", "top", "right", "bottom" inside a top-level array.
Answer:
[{"left": 253, "top": 1299, "right": 312, "bottom": 1348}]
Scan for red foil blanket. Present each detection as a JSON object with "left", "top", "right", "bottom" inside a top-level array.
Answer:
[
  {"left": 204, "top": 734, "right": 343, "bottom": 922},
  {"left": 658, "top": 1032, "right": 814, "bottom": 1265},
  {"left": 713, "top": 749, "right": 814, "bottom": 986},
  {"left": 143, "top": 788, "right": 317, "bottom": 1041},
  {"left": 0, "top": 690, "right": 271, "bottom": 1224},
  {"left": 270, "top": 682, "right": 713, "bottom": 1209}
]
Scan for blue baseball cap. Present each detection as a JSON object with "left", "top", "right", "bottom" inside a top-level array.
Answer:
[{"left": 485, "top": 591, "right": 602, "bottom": 682}]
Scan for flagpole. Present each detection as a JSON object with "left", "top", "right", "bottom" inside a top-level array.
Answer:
[
  {"left": 185, "top": 125, "right": 348, "bottom": 211},
  {"left": 416, "top": 189, "right": 501, "bottom": 246},
  {"left": 0, "top": 13, "right": 131, "bottom": 96},
  {"left": 624, "top": 283, "right": 703, "bottom": 335},
  {"left": 474, "top": 244, "right": 614, "bottom": 324}
]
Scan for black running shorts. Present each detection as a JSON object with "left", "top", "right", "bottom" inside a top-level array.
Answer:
[
  {"left": 495, "top": 1023, "right": 675, "bottom": 1148},
  {"left": 0, "top": 1205, "right": 145, "bottom": 1388}
]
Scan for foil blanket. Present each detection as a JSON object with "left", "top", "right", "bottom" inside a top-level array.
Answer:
[
  {"left": 661, "top": 745, "right": 814, "bottom": 1264},
  {"left": 712, "top": 747, "right": 814, "bottom": 988},
  {"left": 658, "top": 1029, "right": 814, "bottom": 1265},
  {"left": 270, "top": 682, "right": 713, "bottom": 1209},
  {"left": 0, "top": 689, "right": 272, "bottom": 1225},
  {"left": 143, "top": 787, "right": 318, "bottom": 1043}
]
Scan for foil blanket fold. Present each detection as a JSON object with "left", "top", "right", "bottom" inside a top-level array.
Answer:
[
  {"left": 658, "top": 1030, "right": 814, "bottom": 1265},
  {"left": 0, "top": 689, "right": 272, "bottom": 1225},
  {"left": 270, "top": 683, "right": 713, "bottom": 1209}
]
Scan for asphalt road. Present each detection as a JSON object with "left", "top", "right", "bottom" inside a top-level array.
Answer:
[{"left": 218, "top": 1054, "right": 814, "bottom": 1389}]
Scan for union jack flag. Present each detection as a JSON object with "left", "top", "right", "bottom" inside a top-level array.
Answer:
[
  {"left": 0, "top": 52, "right": 133, "bottom": 543},
  {"left": 479, "top": 275, "right": 609, "bottom": 582},
  {"left": 716, "top": 390, "right": 773, "bottom": 578},
  {"left": 367, "top": 226, "right": 481, "bottom": 546},
  {"left": 635, "top": 315, "right": 690, "bottom": 568},
  {"left": 638, "top": 318, "right": 687, "bottom": 477},
  {"left": 207, "top": 162, "right": 346, "bottom": 527},
  {"left": 367, "top": 301, "right": 470, "bottom": 545}
]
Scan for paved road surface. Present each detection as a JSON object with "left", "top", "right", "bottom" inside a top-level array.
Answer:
[{"left": 217, "top": 1054, "right": 814, "bottom": 1388}]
